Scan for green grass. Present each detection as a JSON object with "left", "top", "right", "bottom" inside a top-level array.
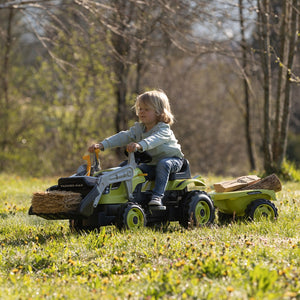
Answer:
[{"left": 0, "top": 173, "right": 299, "bottom": 299}]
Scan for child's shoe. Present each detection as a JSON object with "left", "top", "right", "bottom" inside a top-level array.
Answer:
[{"left": 148, "top": 196, "right": 162, "bottom": 206}]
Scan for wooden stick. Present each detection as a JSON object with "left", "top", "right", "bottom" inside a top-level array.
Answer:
[
  {"left": 238, "top": 173, "right": 282, "bottom": 192},
  {"left": 214, "top": 175, "right": 261, "bottom": 193}
]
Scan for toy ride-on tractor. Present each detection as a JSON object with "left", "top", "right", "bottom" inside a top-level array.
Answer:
[{"left": 29, "top": 150, "right": 215, "bottom": 230}]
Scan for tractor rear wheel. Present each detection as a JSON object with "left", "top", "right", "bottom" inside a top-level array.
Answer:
[
  {"left": 179, "top": 191, "right": 215, "bottom": 228},
  {"left": 117, "top": 203, "right": 146, "bottom": 230},
  {"left": 246, "top": 199, "right": 278, "bottom": 221}
]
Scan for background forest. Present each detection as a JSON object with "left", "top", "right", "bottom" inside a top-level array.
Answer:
[{"left": 0, "top": 0, "right": 299, "bottom": 178}]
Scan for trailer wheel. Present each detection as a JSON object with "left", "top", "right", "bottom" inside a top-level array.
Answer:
[
  {"left": 117, "top": 203, "right": 146, "bottom": 230},
  {"left": 179, "top": 191, "right": 215, "bottom": 228},
  {"left": 246, "top": 199, "right": 278, "bottom": 221}
]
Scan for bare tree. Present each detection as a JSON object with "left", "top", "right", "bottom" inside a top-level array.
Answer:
[
  {"left": 257, "top": 0, "right": 273, "bottom": 173},
  {"left": 257, "top": 0, "right": 299, "bottom": 174},
  {"left": 275, "top": 0, "right": 299, "bottom": 168},
  {"left": 239, "top": 0, "right": 256, "bottom": 171},
  {"left": 0, "top": 8, "right": 14, "bottom": 169},
  {"left": 73, "top": 0, "right": 211, "bottom": 133}
]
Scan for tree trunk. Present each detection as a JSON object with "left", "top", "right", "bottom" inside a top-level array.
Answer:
[
  {"left": 276, "top": 0, "right": 299, "bottom": 168},
  {"left": 115, "top": 70, "right": 129, "bottom": 133},
  {"left": 110, "top": 29, "right": 130, "bottom": 134},
  {"left": 239, "top": 0, "right": 256, "bottom": 171},
  {"left": 258, "top": 0, "right": 274, "bottom": 174},
  {"left": 0, "top": 8, "right": 14, "bottom": 169},
  {"left": 111, "top": 32, "right": 130, "bottom": 157},
  {"left": 272, "top": 0, "right": 288, "bottom": 163}
]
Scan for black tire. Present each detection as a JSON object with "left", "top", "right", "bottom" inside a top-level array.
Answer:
[
  {"left": 117, "top": 203, "right": 146, "bottom": 230},
  {"left": 179, "top": 191, "right": 215, "bottom": 228},
  {"left": 246, "top": 199, "right": 278, "bottom": 221}
]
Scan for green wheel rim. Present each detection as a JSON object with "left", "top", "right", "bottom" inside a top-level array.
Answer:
[
  {"left": 253, "top": 204, "right": 275, "bottom": 221},
  {"left": 126, "top": 207, "right": 144, "bottom": 229},
  {"left": 194, "top": 200, "right": 211, "bottom": 224}
]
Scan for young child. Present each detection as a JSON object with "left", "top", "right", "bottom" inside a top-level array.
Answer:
[{"left": 88, "top": 90, "right": 184, "bottom": 206}]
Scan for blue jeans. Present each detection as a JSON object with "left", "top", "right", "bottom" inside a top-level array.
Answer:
[{"left": 139, "top": 157, "right": 184, "bottom": 199}]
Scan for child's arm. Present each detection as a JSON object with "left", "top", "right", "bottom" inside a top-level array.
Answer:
[
  {"left": 139, "top": 124, "right": 173, "bottom": 151},
  {"left": 88, "top": 123, "right": 141, "bottom": 153}
]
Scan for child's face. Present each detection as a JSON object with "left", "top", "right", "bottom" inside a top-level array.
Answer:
[{"left": 137, "top": 102, "right": 158, "bottom": 129}]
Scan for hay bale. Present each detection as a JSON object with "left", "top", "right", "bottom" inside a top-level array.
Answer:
[{"left": 31, "top": 191, "right": 82, "bottom": 214}]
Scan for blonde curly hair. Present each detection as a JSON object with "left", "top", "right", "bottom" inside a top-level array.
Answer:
[{"left": 135, "top": 90, "right": 175, "bottom": 125}]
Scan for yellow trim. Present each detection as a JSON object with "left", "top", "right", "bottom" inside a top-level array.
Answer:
[{"left": 82, "top": 154, "right": 91, "bottom": 176}]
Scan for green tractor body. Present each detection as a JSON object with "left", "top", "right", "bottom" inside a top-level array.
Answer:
[{"left": 29, "top": 152, "right": 215, "bottom": 230}]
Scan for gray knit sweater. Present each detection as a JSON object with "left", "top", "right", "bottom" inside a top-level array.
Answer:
[{"left": 100, "top": 122, "right": 183, "bottom": 165}]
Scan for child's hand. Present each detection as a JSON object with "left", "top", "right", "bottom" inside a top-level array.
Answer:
[
  {"left": 88, "top": 143, "right": 103, "bottom": 152},
  {"left": 126, "top": 142, "right": 142, "bottom": 153}
]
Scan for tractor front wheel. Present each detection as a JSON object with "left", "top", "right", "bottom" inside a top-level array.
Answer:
[
  {"left": 246, "top": 199, "right": 278, "bottom": 221},
  {"left": 117, "top": 203, "right": 146, "bottom": 230}
]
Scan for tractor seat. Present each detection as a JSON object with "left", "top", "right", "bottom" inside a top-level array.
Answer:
[{"left": 169, "top": 159, "right": 191, "bottom": 180}]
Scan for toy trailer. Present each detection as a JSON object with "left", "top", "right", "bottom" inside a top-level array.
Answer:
[
  {"left": 211, "top": 189, "right": 278, "bottom": 223},
  {"left": 210, "top": 174, "right": 280, "bottom": 223}
]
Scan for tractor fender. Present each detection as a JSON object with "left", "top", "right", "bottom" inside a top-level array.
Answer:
[{"left": 172, "top": 176, "right": 206, "bottom": 190}]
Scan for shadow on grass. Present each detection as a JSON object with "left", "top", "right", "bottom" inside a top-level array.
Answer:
[{"left": 2, "top": 229, "right": 69, "bottom": 247}]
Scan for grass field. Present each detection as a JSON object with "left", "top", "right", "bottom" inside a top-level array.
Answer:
[{"left": 0, "top": 173, "right": 299, "bottom": 299}]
